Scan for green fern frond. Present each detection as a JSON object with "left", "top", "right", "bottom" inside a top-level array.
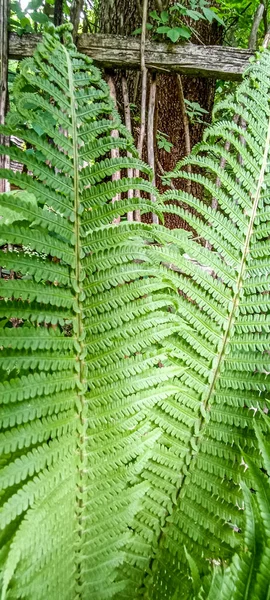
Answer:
[
  {"left": 0, "top": 25, "right": 182, "bottom": 600},
  {"left": 193, "top": 422, "right": 270, "bottom": 600},
  {"left": 116, "top": 50, "right": 270, "bottom": 598}
]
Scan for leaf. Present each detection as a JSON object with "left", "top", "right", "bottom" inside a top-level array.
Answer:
[
  {"left": 186, "top": 9, "right": 203, "bottom": 21},
  {"left": 27, "top": 0, "right": 44, "bottom": 8},
  {"left": 167, "top": 28, "right": 181, "bottom": 42},
  {"left": 184, "top": 547, "right": 201, "bottom": 595},
  {"left": 20, "top": 16, "right": 32, "bottom": 28},
  {"left": 30, "top": 11, "right": 49, "bottom": 23},
  {"left": 202, "top": 6, "right": 224, "bottom": 25},
  {"left": 149, "top": 9, "right": 161, "bottom": 21},
  {"left": 156, "top": 25, "right": 171, "bottom": 34},
  {"left": 133, "top": 23, "right": 153, "bottom": 34},
  {"left": 160, "top": 10, "right": 169, "bottom": 23},
  {"left": 167, "top": 26, "right": 191, "bottom": 42}
]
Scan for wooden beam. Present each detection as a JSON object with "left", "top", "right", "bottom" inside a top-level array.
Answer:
[{"left": 8, "top": 32, "right": 252, "bottom": 81}]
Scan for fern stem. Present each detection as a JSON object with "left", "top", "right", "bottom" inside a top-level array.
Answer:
[
  {"left": 64, "top": 46, "right": 87, "bottom": 596},
  {"left": 203, "top": 114, "right": 270, "bottom": 412}
]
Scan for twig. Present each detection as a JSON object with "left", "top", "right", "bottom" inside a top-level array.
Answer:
[
  {"left": 135, "top": 0, "right": 148, "bottom": 222},
  {"left": 248, "top": 3, "right": 264, "bottom": 50},
  {"left": 176, "top": 74, "right": 191, "bottom": 193},
  {"left": 122, "top": 75, "right": 134, "bottom": 222},
  {"left": 107, "top": 75, "right": 121, "bottom": 225},
  {"left": 133, "top": 72, "right": 140, "bottom": 105},
  {"left": 137, "top": 0, "right": 148, "bottom": 159},
  {"left": 186, "top": 23, "right": 206, "bottom": 47},
  {"left": 157, "top": 159, "right": 176, "bottom": 190},
  {"left": 147, "top": 74, "right": 159, "bottom": 224}
]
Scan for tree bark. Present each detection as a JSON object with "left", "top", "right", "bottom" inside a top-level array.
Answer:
[
  {"left": 0, "top": 0, "right": 10, "bottom": 194},
  {"left": 54, "top": 0, "right": 64, "bottom": 26},
  {"left": 98, "top": 0, "right": 222, "bottom": 229}
]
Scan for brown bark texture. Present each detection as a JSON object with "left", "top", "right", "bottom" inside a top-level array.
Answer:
[
  {"left": 0, "top": 0, "right": 10, "bottom": 194},
  {"left": 98, "top": 0, "right": 221, "bottom": 229}
]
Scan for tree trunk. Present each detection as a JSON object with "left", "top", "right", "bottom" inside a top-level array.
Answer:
[
  {"left": 0, "top": 0, "right": 10, "bottom": 194},
  {"left": 97, "top": 0, "right": 222, "bottom": 228}
]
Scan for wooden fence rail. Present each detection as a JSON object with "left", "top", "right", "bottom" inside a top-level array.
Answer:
[{"left": 9, "top": 33, "right": 252, "bottom": 81}]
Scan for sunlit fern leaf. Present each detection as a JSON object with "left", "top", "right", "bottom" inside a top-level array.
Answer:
[
  {"left": 0, "top": 25, "right": 183, "bottom": 600},
  {"left": 114, "top": 50, "right": 270, "bottom": 598}
]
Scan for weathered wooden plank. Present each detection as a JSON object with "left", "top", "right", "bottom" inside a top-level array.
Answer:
[{"left": 8, "top": 32, "right": 252, "bottom": 80}]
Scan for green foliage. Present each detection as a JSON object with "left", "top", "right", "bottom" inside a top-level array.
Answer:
[
  {"left": 156, "top": 130, "right": 173, "bottom": 153},
  {"left": 133, "top": 1, "right": 223, "bottom": 43},
  {"left": 9, "top": 0, "right": 96, "bottom": 35},
  {"left": 9, "top": 0, "right": 53, "bottom": 34},
  {"left": 0, "top": 25, "right": 270, "bottom": 600},
  {"left": 187, "top": 418, "right": 270, "bottom": 600},
  {"left": 184, "top": 99, "right": 208, "bottom": 123},
  {"left": 216, "top": 0, "right": 269, "bottom": 48}
]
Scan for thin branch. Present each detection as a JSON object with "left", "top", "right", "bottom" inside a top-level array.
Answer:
[
  {"left": 137, "top": 0, "right": 148, "bottom": 158},
  {"left": 107, "top": 75, "right": 121, "bottom": 225},
  {"left": 135, "top": 0, "right": 148, "bottom": 222},
  {"left": 157, "top": 159, "right": 176, "bottom": 190},
  {"left": 122, "top": 75, "right": 134, "bottom": 222},
  {"left": 176, "top": 74, "right": 191, "bottom": 193},
  {"left": 147, "top": 74, "right": 159, "bottom": 224},
  {"left": 248, "top": 3, "right": 265, "bottom": 50},
  {"left": 133, "top": 72, "right": 140, "bottom": 105}
]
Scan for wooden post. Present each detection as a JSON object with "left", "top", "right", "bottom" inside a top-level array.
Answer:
[{"left": 0, "top": 0, "right": 10, "bottom": 194}]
